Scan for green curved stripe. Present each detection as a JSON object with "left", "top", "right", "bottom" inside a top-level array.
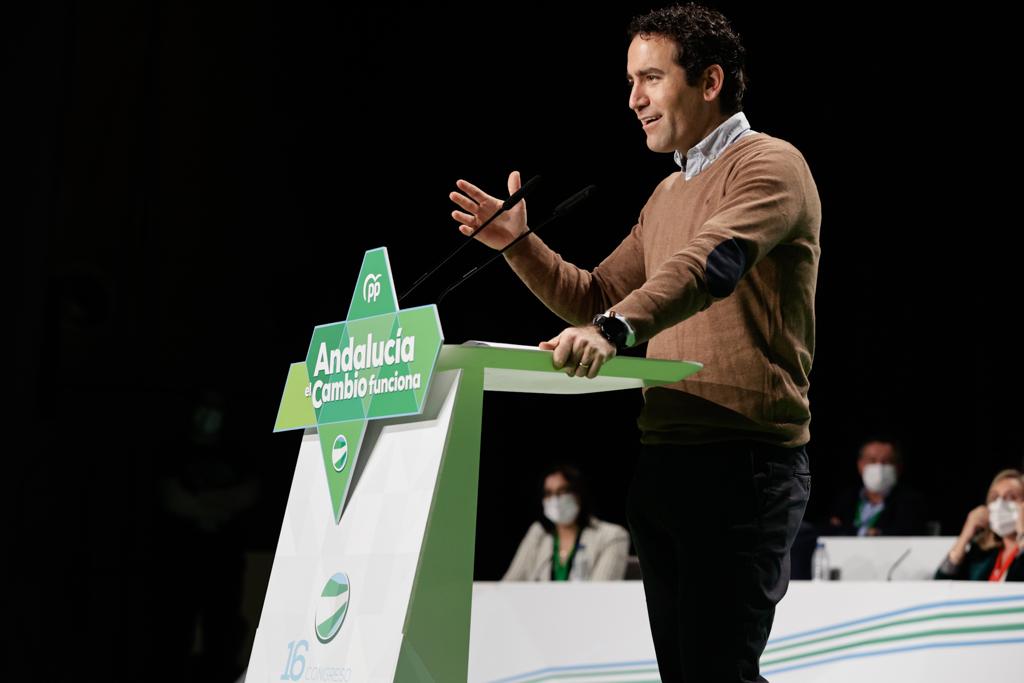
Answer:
[
  {"left": 316, "top": 601, "right": 348, "bottom": 639},
  {"left": 763, "top": 606, "right": 1024, "bottom": 655},
  {"left": 761, "top": 622, "right": 1024, "bottom": 667},
  {"left": 322, "top": 581, "right": 349, "bottom": 597}
]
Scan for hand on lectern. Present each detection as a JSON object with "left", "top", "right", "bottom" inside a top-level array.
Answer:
[
  {"left": 450, "top": 170, "right": 529, "bottom": 250},
  {"left": 540, "top": 325, "right": 616, "bottom": 379}
]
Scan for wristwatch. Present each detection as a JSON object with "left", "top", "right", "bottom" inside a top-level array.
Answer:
[{"left": 591, "top": 310, "right": 636, "bottom": 351}]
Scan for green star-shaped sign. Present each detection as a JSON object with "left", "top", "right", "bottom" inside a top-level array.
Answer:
[{"left": 274, "top": 247, "right": 444, "bottom": 523}]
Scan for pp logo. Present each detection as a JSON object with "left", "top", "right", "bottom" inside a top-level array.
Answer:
[
  {"left": 362, "top": 273, "right": 382, "bottom": 303},
  {"left": 315, "top": 572, "right": 351, "bottom": 643},
  {"left": 331, "top": 434, "right": 348, "bottom": 472}
]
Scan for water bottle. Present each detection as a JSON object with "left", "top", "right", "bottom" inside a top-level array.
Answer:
[{"left": 811, "top": 541, "right": 830, "bottom": 581}]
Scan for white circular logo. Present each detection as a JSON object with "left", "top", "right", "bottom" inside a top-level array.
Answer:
[
  {"left": 315, "top": 572, "right": 351, "bottom": 643},
  {"left": 332, "top": 434, "right": 348, "bottom": 472},
  {"left": 362, "top": 273, "right": 382, "bottom": 303}
]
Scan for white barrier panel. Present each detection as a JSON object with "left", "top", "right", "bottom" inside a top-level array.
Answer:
[
  {"left": 469, "top": 581, "right": 1024, "bottom": 682},
  {"left": 247, "top": 372, "right": 460, "bottom": 682},
  {"left": 819, "top": 536, "right": 956, "bottom": 580}
]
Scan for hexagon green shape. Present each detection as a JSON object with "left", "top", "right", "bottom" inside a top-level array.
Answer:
[{"left": 274, "top": 247, "right": 444, "bottom": 523}]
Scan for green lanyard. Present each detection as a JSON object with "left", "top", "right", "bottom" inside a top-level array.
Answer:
[
  {"left": 552, "top": 528, "right": 583, "bottom": 581},
  {"left": 854, "top": 499, "right": 884, "bottom": 530}
]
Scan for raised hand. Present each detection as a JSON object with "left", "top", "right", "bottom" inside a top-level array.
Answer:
[{"left": 450, "top": 170, "right": 529, "bottom": 251}]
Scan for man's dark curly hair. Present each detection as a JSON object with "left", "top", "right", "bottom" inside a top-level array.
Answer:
[{"left": 627, "top": 3, "right": 748, "bottom": 115}]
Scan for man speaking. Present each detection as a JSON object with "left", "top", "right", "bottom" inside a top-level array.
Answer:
[{"left": 449, "top": 4, "right": 821, "bottom": 681}]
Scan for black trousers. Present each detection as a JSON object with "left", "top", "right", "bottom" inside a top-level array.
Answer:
[{"left": 626, "top": 440, "right": 810, "bottom": 683}]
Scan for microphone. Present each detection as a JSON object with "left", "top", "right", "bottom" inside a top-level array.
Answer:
[
  {"left": 435, "top": 185, "right": 597, "bottom": 306},
  {"left": 398, "top": 174, "right": 542, "bottom": 303},
  {"left": 886, "top": 547, "right": 911, "bottom": 581}
]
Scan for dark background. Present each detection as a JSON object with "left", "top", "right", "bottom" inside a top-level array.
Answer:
[{"left": 9, "top": 1, "right": 1017, "bottom": 679}]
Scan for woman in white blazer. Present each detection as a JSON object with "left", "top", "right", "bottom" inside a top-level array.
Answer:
[{"left": 503, "top": 463, "right": 630, "bottom": 581}]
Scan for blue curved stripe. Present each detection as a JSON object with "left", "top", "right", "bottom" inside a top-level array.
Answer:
[
  {"left": 491, "top": 639, "right": 1024, "bottom": 683},
  {"left": 488, "top": 596, "right": 1024, "bottom": 682},
  {"left": 760, "top": 636, "right": 1024, "bottom": 676},
  {"left": 768, "top": 594, "right": 1024, "bottom": 644},
  {"left": 488, "top": 658, "right": 658, "bottom": 683}
]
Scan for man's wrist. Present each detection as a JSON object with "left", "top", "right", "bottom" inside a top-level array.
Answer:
[
  {"left": 609, "top": 310, "right": 636, "bottom": 347},
  {"left": 592, "top": 310, "right": 634, "bottom": 351},
  {"left": 502, "top": 230, "right": 534, "bottom": 259}
]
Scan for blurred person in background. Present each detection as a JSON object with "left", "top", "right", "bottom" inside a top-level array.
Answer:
[
  {"left": 154, "top": 389, "right": 262, "bottom": 682},
  {"left": 935, "top": 469, "right": 1024, "bottom": 582},
  {"left": 828, "top": 436, "right": 928, "bottom": 536},
  {"left": 503, "top": 463, "right": 630, "bottom": 581}
]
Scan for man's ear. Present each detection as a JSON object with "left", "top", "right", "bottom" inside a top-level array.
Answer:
[{"left": 702, "top": 64, "right": 725, "bottom": 105}]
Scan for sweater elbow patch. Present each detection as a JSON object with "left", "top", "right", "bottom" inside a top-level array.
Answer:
[{"left": 705, "top": 237, "right": 748, "bottom": 298}]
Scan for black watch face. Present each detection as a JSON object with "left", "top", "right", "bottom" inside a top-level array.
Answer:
[{"left": 598, "top": 316, "right": 626, "bottom": 346}]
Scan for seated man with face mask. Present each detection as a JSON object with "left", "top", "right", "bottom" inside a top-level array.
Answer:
[
  {"left": 936, "top": 469, "right": 1024, "bottom": 581},
  {"left": 827, "top": 437, "right": 929, "bottom": 536},
  {"left": 503, "top": 463, "right": 630, "bottom": 581}
]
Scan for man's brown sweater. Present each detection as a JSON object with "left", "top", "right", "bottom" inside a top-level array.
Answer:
[{"left": 504, "top": 132, "right": 822, "bottom": 447}]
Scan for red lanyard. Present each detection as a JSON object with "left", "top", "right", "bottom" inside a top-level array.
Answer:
[{"left": 988, "top": 544, "right": 1018, "bottom": 582}]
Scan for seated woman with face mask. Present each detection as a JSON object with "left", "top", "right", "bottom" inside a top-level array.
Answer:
[
  {"left": 502, "top": 463, "right": 630, "bottom": 581},
  {"left": 935, "top": 469, "right": 1024, "bottom": 582}
]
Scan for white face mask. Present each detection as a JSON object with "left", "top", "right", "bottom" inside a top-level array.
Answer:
[
  {"left": 862, "top": 463, "right": 898, "bottom": 495},
  {"left": 543, "top": 493, "right": 580, "bottom": 526},
  {"left": 988, "top": 498, "right": 1020, "bottom": 538}
]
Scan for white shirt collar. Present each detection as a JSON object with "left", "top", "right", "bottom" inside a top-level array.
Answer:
[{"left": 673, "top": 110, "right": 756, "bottom": 180}]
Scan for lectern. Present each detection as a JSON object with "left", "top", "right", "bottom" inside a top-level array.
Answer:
[{"left": 245, "top": 249, "right": 701, "bottom": 682}]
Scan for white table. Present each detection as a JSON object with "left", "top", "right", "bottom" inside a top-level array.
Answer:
[
  {"left": 818, "top": 536, "right": 956, "bottom": 580},
  {"left": 469, "top": 581, "right": 1024, "bottom": 682}
]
